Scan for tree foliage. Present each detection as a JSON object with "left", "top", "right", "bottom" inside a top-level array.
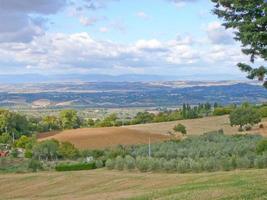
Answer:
[
  {"left": 229, "top": 106, "right": 261, "bottom": 129},
  {"left": 211, "top": 0, "right": 267, "bottom": 87},
  {"left": 59, "top": 110, "right": 81, "bottom": 129}
]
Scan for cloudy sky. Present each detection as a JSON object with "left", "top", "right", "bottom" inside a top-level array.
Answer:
[{"left": 0, "top": 0, "right": 262, "bottom": 80}]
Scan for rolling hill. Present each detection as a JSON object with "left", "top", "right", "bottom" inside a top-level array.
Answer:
[{"left": 38, "top": 115, "right": 267, "bottom": 150}]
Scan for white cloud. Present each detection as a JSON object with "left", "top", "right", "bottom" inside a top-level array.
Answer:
[
  {"left": 0, "top": 32, "right": 253, "bottom": 76},
  {"left": 206, "top": 21, "right": 234, "bottom": 44}
]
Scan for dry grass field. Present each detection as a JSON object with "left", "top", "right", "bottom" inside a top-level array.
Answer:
[
  {"left": 127, "top": 115, "right": 267, "bottom": 136},
  {"left": 1, "top": 169, "right": 267, "bottom": 200},
  {"left": 38, "top": 115, "right": 267, "bottom": 150},
  {"left": 38, "top": 127, "right": 171, "bottom": 149}
]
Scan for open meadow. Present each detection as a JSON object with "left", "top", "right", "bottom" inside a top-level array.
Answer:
[{"left": 1, "top": 169, "right": 267, "bottom": 200}]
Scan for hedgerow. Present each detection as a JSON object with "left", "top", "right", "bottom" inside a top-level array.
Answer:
[{"left": 55, "top": 162, "right": 96, "bottom": 171}]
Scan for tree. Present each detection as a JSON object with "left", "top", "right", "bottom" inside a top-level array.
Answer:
[
  {"left": 32, "top": 139, "right": 60, "bottom": 161},
  {"left": 211, "top": 0, "right": 267, "bottom": 87},
  {"left": 131, "top": 112, "right": 155, "bottom": 124},
  {"left": 99, "top": 113, "right": 118, "bottom": 127},
  {"left": 229, "top": 107, "right": 261, "bottom": 130},
  {"left": 58, "top": 142, "right": 79, "bottom": 159},
  {"left": 15, "top": 135, "right": 30, "bottom": 149},
  {"left": 0, "top": 133, "right": 12, "bottom": 144},
  {"left": 41, "top": 115, "right": 60, "bottom": 131},
  {"left": 59, "top": 110, "right": 81, "bottom": 129},
  {"left": 173, "top": 123, "right": 187, "bottom": 135}
]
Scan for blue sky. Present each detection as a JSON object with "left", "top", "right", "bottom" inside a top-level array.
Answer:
[{"left": 0, "top": 0, "right": 262, "bottom": 80}]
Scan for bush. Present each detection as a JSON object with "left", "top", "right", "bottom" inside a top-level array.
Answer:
[
  {"left": 254, "top": 154, "right": 267, "bottom": 169},
  {"left": 163, "top": 159, "right": 176, "bottom": 172},
  {"left": 203, "top": 158, "right": 218, "bottom": 172},
  {"left": 55, "top": 162, "right": 96, "bottom": 171},
  {"left": 149, "top": 158, "right": 161, "bottom": 171},
  {"left": 95, "top": 160, "right": 104, "bottom": 168},
  {"left": 104, "top": 131, "right": 265, "bottom": 173},
  {"left": 173, "top": 124, "right": 187, "bottom": 135},
  {"left": 58, "top": 142, "right": 79, "bottom": 159},
  {"left": 256, "top": 139, "right": 267, "bottom": 154},
  {"left": 221, "top": 157, "right": 232, "bottom": 171},
  {"left": 213, "top": 107, "right": 232, "bottom": 116},
  {"left": 190, "top": 159, "right": 202, "bottom": 172},
  {"left": 105, "top": 159, "right": 115, "bottom": 170},
  {"left": 10, "top": 149, "right": 19, "bottom": 158},
  {"left": 24, "top": 149, "right": 33, "bottom": 158},
  {"left": 236, "top": 156, "right": 251, "bottom": 169},
  {"left": 28, "top": 159, "right": 43, "bottom": 172},
  {"left": 115, "top": 156, "right": 124, "bottom": 170},
  {"left": 124, "top": 155, "right": 135, "bottom": 170},
  {"left": 136, "top": 157, "right": 150, "bottom": 172},
  {"left": 176, "top": 159, "right": 190, "bottom": 173}
]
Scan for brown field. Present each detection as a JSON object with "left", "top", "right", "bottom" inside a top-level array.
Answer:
[
  {"left": 127, "top": 115, "right": 267, "bottom": 136},
  {"left": 38, "top": 127, "right": 171, "bottom": 150},
  {"left": 1, "top": 169, "right": 267, "bottom": 200},
  {"left": 38, "top": 115, "right": 267, "bottom": 150}
]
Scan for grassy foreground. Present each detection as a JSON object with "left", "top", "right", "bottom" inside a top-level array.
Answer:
[{"left": 1, "top": 169, "right": 267, "bottom": 200}]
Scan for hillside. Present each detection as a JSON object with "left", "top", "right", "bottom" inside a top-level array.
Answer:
[
  {"left": 1, "top": 169, "right": 267, "bottom": 200},
  {"left": 38, "top": 127, "right": 170, "bottom": 150},
  {"left": 38, "top": 115, "right": 267, "bottom": 150}
]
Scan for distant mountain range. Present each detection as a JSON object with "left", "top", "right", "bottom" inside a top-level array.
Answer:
[{"left": 0, "top": 73, "right": 246, "bottom": 83}]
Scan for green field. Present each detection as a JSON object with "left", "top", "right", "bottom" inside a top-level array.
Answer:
[{"left": 1, "top": 169, "right": 267, "bottom": 200}]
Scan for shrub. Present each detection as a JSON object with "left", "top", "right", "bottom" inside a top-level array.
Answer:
[
  {"left": 176, "top": 159, "right": 190, "bottom": 173},
  {"left": 55, "top": 162, "right": 96, "bottom": 171},
  {"left": 95, "top": 160, "right": 104, "bottom": 168},
  {"left": 28, "top": 159, "right": 43, "bottom": 172},
  {"left": 256, "top": 139, "right": 267, "bottom": 154},
  {"left": 236, "top": 156, "right": 251, "bottom": 169},
  {"left": 259, "top": 124, "right": 264, "bottom": 129},
  {"left": 24, "top": 149, "right": 33, "bottom": 158},
  {"left": 58, "top": 142, "right": 79, "bottom": 159},
  {"left": 124, "top": 155, "right": 135, "bottom": 170},
  {"left": 221, "top": 157, "right": 232, "bottom": 171},
  {"left": 10, "top": 149, "right": 19, "bottom": 158},
  {"left": 149, "top": 158, "right": 161, "bottom": 171},
  {"left": 213, "top": 107, "right": 232, "bottom": 116},
  {"left": 173, "top": 124, "right": 187, "bottom": 135},
  {"left": 254, "top": 154, "right": 267, "bottom": 169},
  {"left": 115, "top": 156, "right": 124, "bottom": 170},
  {"left": 106, "top": 159, "right": 115, "bottom": 170},
  {"left": 203, "top": 158, "right": 218, "bottom": 172},
  {"left": 163, "top": 159, "right": 176, "bottom": 172},
  {"left": 190, "top": 159, "right": 202, "bottom": 172},
  {"left": 136, "top": 157, "right": 150, "bottom": 172}
]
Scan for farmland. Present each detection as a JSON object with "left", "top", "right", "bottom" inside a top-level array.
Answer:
[
  {"left": 38, "top": 115, "right": 267, "bottom": 149},
  {"left": 38, "top": 127, "right": 171, "bottom": 149},
  {"left": 1, "top": 169, "right": 267, "bottom": 200}
]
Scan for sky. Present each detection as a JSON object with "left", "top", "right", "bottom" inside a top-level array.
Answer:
[{"left": 0, "top": 0, "right": 263, "bottom": 80}]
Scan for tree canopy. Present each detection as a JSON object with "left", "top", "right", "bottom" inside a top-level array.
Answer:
[{"left": 211, "top": 0, "right": 267, "bottom": 86}]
